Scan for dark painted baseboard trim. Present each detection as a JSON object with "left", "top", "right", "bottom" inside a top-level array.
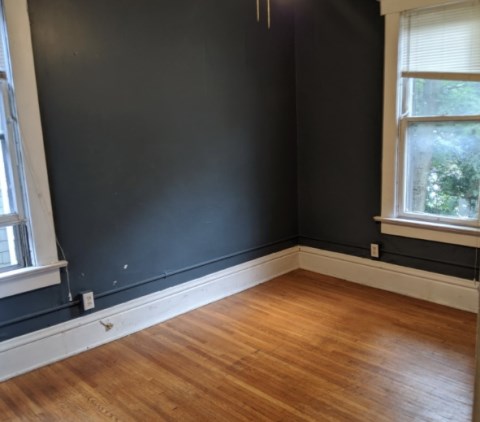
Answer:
[
  {"left": 299, "top": 236, "right": 477, "bottom": 274},
  {"left": 0, "top": 236, "right": 298, "bottom": 330},
  {"left": 3, "top": 234, "right": 474, "bottom": 333}
]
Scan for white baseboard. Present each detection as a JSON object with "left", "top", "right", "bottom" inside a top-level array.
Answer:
[
  {"left": 2, "top": 244, "right": 477, "bottom": 382},
  {"left": 299, "top": 246, "right": 479, "bottom": 313},
  {"left": 0, "top": 247, "right": 299, "bottom": 382}
]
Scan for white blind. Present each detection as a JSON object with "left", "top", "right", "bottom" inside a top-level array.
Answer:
[{"left": 400, "top": 2, "right": 480, "bottom": 76}]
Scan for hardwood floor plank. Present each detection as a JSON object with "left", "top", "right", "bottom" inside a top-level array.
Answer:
[{"left": 0, "top": 270, "right": 475, "bottom": 421}]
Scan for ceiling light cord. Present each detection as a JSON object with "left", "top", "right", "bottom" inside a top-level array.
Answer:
[
  {"left": 267, "top": 0, "right": 271, "bottom": 29},
  {"left": 256, "top": 0, "right": 271, "bottom": 29}
]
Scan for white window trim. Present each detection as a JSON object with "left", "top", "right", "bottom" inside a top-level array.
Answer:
[
  {"left": 377, "top": 0, "right": 480, "bottom": 248},
  {"left": 0, "top": 0, "right": 66, "bottom": 298},
  {"left": 380, "top": 0, "right": 471, "bottom": 15}
]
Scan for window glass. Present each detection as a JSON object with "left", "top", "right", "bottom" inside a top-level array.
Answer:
[
  {"left": 0, "top": 225, "right": 19, "bottom": 267},
  {"left": 0, "top": 6, "right": 27, "bottom": 271},
  {"left": 409, "top": 79, "right": 480, "bottom": 117},
  {"left": 404, "top": 121, "right": 480, "bottom": 220}
]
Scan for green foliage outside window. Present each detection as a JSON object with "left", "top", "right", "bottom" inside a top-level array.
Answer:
[{"left": 408, "top": 79, "right": 480, "bottom": 219}]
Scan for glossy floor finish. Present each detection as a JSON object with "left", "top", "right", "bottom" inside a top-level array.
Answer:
[{"left": 0, "top": 270, "right": 476, "bottom": 421}]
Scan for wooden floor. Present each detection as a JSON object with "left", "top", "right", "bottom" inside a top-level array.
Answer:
[{"left": 0, "top": 270, "right": 476, "bottom": 421}]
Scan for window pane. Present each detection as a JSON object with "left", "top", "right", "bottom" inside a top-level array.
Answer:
[
  {"left": 0, "top": 81, "right": 18, "bottom": 217},
  {"left": 404, "top": 121, "right": 480, "bottom": 220},
  {"left": 0, "top": 224, "right": 19, "bottom": 269},
  {"left": 410, "top": 79, "right": 480, "bottom": 116},
  {"left": 0, "top": 133, "right": 14, "bottom": 215}
]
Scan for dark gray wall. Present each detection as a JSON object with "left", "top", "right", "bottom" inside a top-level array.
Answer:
[
  {"left": 296, "top": 0, "right": 478, "bottom": 279},
  {"left": 0, "top": 0, "right": 297, "bottom": 340},
  {"left": 1, "top": 0, "right": 477, "bottom": 343}
]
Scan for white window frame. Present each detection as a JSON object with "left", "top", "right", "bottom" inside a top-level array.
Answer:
[
  {"left": 376, "top": 0, "right": 480, "bottom": 247},
  {"left": 0, "top": 0, "right": 66, "bottom": 298}
]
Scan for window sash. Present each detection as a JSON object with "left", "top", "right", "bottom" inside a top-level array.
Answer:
[
  {"left": 402, "top": 71, "right": 480, "bottom": 82},
  {"left": 0, "top": 79, "right": 27, "bottom": 215},
  {"left": 0, "top": 223, "right": 30, "bottom": 274},
  {"left": 0, "top": 213, "right": 24, "bottom": 226},
  {"left": 397, "top": 115, "right": 480, "bottom": 226},
  {"left": 396, "top": 0, "right": 480, "bottom": 229},
  {"left": 0, "top": 53, "right": 27, "bottom": 269}
]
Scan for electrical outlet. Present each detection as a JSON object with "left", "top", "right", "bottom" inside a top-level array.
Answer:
[
  {"left": 81, "top": 291, "right": 95, "bottom": 311},
  {"left": 370, "top": 243, "right": 380, "bottom": 259}
]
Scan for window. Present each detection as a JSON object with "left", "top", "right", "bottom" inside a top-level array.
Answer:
[
  {"left": 0, "top": 34, "right": 29, "bottom": 272},
  {"left": 377, "top": 0, "right": 480, "bottom": 247},
  {"left": 0, "top": 0, "right": 66, "bottom": 298}
]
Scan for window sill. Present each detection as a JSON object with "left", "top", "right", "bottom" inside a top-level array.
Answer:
[
  {"left": 374, "top": 216, "right": 480, "bottom": 247},
  {"left": 0, "top": 260, "right": 68, "bottom": 299}
]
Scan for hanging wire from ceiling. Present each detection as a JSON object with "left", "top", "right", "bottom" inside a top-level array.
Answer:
[
  {"left": 267, "top": 0, "right": 271, "bottom": 29},
  {"left": 256, "top": 0, "right": 271, "bottom": 29}
]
